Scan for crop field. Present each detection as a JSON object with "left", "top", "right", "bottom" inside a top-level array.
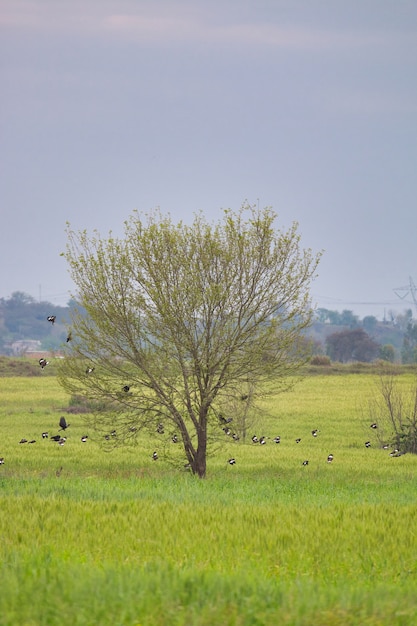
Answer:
[{"left": 1, "top": 371, "right": 417, "bottom": 625}]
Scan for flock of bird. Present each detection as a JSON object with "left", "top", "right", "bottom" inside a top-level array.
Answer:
[{"left": 0, "top": 315, "right": 405, "bottom": 471}]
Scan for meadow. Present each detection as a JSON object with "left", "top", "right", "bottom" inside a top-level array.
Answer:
[{"left": 1, "top": 370, "right": 417, "bottom": 625}]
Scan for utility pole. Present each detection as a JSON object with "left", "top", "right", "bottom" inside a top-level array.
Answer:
[{"left": 393, "top": 276, "right": 417, "bottom": 316}]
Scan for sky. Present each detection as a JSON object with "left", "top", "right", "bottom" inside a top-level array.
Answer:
[{"left": 1, "top": 0, "right": 416, "bottom": 320}]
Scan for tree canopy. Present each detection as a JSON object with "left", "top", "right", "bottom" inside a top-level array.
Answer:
[{"left": 58, "top": 205, "right": 321, "bottom": 477}]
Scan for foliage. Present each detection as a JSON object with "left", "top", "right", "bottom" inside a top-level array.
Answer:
[
  {"left": 402, "top": 321, "right": 417, "bottom": 364},
  {"left": 0, "top": 291, "right": 71, "bottom": 354},
  {"left": 326, "top": 327, "right": 379, "bottom": 363},
  {"left": 379, "top": 343, "right": 395, "bottom": 362},
  {"left": 58, "top": 205, "right": 321, "bottom": 477},
  {"left": 315, "top": 308, "right": 359, "bottom": 326},
  {"left": 309, "top": 354, "right": 331, "bottom": 366}
]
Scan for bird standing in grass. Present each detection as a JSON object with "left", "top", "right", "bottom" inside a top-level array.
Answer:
[{"left": 327, "top": 454, "right": 334, "bottom": 463}]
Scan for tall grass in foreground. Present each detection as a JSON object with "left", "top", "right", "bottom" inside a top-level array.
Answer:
[{"left": 1, "top": 374, "right": 417, "bottom": 625}]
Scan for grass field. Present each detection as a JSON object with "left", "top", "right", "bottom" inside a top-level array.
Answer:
[{"left": 1, "top": 371, "right": 417, "bottom": 625}]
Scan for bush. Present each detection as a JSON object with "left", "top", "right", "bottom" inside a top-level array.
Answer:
[{"left": 310, "top": 355, "right": 331, "bottom": 366}]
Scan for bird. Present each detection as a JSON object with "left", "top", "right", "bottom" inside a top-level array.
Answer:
[
  {"left": 365, "top": 441, "right": 371, "bottom": 448},
  {"left": 370, "top": 423, "right": 378, "bottom": 429},
  {"left": 228, "top": 458, "right": 236, "bottom": 465},
  {"left": 19, "top": 438, "right": 27, "bottom": 444},
  {"left": 39, "top": 358, "right": 49, "bottom": 369},
  {"left": 47, "top": 315, "right": 56, "bottom": 324},
  {"left": 50, "top": 435, "right": 61, "bottom": 442},
  {"left": 86, "top": 366, "right": 95, "bottom": 374},
  {"left": 223, "top": 427, "right": 232, "bottom": 435},
  {"left": 111, "top": 430, "right": 116, "bottom": 437},
  {"left": 123, "top": 385, "right": 130, "bottom": 393},
  {"left": 152, "top": 451, "right": 158, "bottom": 460},
  {"left": 59, "top": 416, "right": 70, "bottom": 430},
  {"left": 327, "top": 454, "right": 334, "bottom": 463},
  {"left": 42, "top": 432, "right": 49, "bottom": 439},
  {"left": 302, "top": 460, "right": 309, "bottom": 466},
  {"left": 295, "top": 438, "right": 301, "bottom": 444},
  {"left": 390, "top": 449, "right": 403, "bottom": 457},
  {"left": 252, "top": 435, "right": 259, "bottom": 443},
  {"left": 219, "top": 414, "right": 232, "bottom": 424},
  {"left": 0, "top": 458, "right": 4, "bottom": 465},
  {"left": 156, "top": 423, "right": 164, "bottom": 434},
  {"left": 273, "top": 436, "right": 281, "bottom": 444},
  {"left": 55, "top": 466, "right": 63, "bottom": 477},
  {"left": 382, "top": 444, "right": 389, "bottom": 450},
  {"left": 58, "top": 437, "right": 66, "bottom": 446},
  {"left": 259, "top": 436, "right": 267, "bottom": 445},
  {"left": 240, "top": 394, "right": 248, "bottom": 401},
  {"left": 311, "top": 429, "right": 318, "bottom": 437},
  {"left": 81, "top": 435, "right": 88, "bottom": 442},
  {"left": 232, "top": 433, "right": 240, "bottom": 441},
  {"left": 28, "top": 440, "right": 36, "bottom": 444},
  {"left": 66, "top": 331, "right": 72, "bottom": 342},
  {"left": 172, "top": 435, "right": 178, "bottom": 443}
]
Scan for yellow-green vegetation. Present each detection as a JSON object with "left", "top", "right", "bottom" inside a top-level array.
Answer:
[{"left": 1, "top": 373, "right": 417, "bottom": 625}]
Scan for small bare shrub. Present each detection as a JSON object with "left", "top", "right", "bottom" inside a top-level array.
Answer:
[{"left": 368, "top": 376, "right": 417, "bottom": 454}]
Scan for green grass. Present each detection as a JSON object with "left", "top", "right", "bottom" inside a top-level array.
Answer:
[{"left": 1, "top": 373, "right": 417, "bottom": 625}]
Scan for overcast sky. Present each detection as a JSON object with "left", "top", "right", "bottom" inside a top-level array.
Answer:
[{"left": 1, "top": 0, "right": 416, "bottom": 319}]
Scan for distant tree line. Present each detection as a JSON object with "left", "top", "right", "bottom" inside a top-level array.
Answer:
[{"left": 0, "top": 293, "right": 416, "bottom": 364}]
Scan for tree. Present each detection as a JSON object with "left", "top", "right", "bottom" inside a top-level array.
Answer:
[
  {"left": 58, "top": 205, "right": 321, "bottom": 477},
  {"left": 401, "top": 321, "right": 417, "bottom": 364},
  {"left": 326, "top": 327, "right": 379, "bottom": 363}
]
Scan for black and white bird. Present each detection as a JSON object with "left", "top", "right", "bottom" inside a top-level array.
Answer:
[
  {"left": 123, "top": 385, "right": 130, "bottom": 393},
  {"left": 86, "top": 367, "right": 95, "bottom": 374},
  {"left": 172, "top": 435, "right": 178, "bottom": 443},
  {"left": 370, "top": 423, "right": 378, "bottom": 429},
  {"left": 58, "top": 437, "right": 66, "bottom": 446},
  {"left": 252, "top": 435, "right": 259, "bottom": 443},
  {"left": 365, "top": 441, "right": 371, "bottom": 448},
  {"left": 59, "top": 416, "right": 70, "bottom": 431},
  {"left": 259, "top": 436, "right": 267, "bottom": 445},
  {"left": 47, "top": 315, "right": 56, "bottom": 324},
  {"left": 0, "top": 458, "right": 4, "bottom": 465},
  {"left": 81, "top": 435, "right": 88, "bottom": 442},
  {"left": 39, "top": 358, "right": 49, "bottom": 369},
  {"left": 295, "top": 438, "right": 301, "bottom": 444},
  {"left": 390, "top": 448, "right": 402, "bottom": 457},
  {"left": 156, "top": 423, "right": 164, "bottom": 434},
  {"left": 311, "top": 429, "right": 318, "bottom": 437},
  {"left": 327, "top": 454, "right": 334, "bottom": 463},
  {"left": 42, "top": 432, "right": 49, "bottom": 439},
  {"left": 228, "top": 458, "right": 236, "bottom": 465},
  {"left": 152, "top": 451, "right": 158, "bottom": 460},
  {"left": 273, "top": 436, "right": 281, "bottom": 444},
  {"left": 302, "top": 460, "right": 309, "bottom": 466}
]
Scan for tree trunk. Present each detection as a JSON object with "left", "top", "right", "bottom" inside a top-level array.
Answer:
[{"left": 192, "top": 429, "right": 207, "bottom": 478}]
